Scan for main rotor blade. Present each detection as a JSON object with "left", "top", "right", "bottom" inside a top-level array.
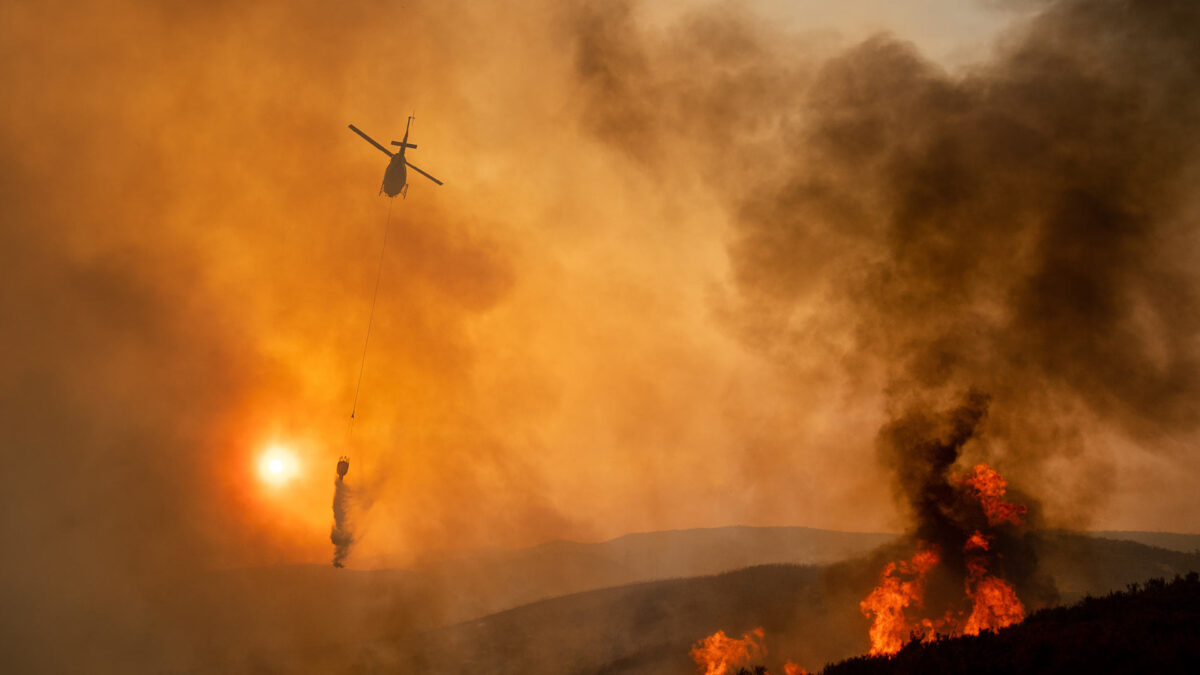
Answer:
[
  {"left": 348, "top": 124, "right": 393, "bottom": 157},
  {"left": 405, "top": 161, "right": 443, "bottom": 186}
]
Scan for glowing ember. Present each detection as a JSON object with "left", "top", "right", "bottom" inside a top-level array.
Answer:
[
  {"left": 860, "top": 546, "right": 940, "bottom": 656},
  {"left": 689, "top": 628, "right": 765, "bottom": 675},
  {"left": 963, "top": 464, "right": 1026, "bottom": 526}
]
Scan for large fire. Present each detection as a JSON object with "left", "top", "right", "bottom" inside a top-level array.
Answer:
[
  {"left": 860, "top": 463, "right": 1028, "bottom": 656},
  {"left": 690, "top": 628, "right": 765, "bottom": 675},
  {"left": 963, "top": 575, "right": 1025, "bottom": 636},
  {"left": 859, "top": 547, "right": 940, "bottom": 655},
  {"left": 686, "top": 464, "right": 1028, "bottom": 669}
]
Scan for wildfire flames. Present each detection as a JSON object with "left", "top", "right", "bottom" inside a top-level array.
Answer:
[
  {"left": 963, "top": 464, "right": 1027, "bottom": 527},
  {"left": 859, "top": 547, "right": 940, "bottom": 655},
  {"left": 783, "top": 660, "right": 808, "bottom": 675},
  {"left": 860, "top": 463, "right": 1028, "bottom": 656},
  {"left": 964, "top": 575, "right": 1025, "bottom": 636},
  {"left": 690, "top": 628, "right": 765, "bottom": 675}
]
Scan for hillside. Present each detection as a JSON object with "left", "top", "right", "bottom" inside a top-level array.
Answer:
[
  {"left": 822, "top": 572, "right": 1200, "bottom": 674},
  {"left": 414, "top": 526, "right": 896, "bottom": 618},
  {"left": 147, "top": 526, "right": 891, "bottom": 672},
  {"left": 356, "top": 532, "right": 1200, "bottom": 675},
  {"left": 1086, "top": 530, "right": 1200, "bottom": 554}
]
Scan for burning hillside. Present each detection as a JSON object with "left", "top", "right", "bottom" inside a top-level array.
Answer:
[
  {"left": 860, "top": 466, "right": 1029, "bottom": 656},
  {"left": 691, "top": 628, "right": 766, "bottom": 675},
  {"left": 692, "top": 394, "right": 1047, "bottom": 668},
  {"left": 857, "top": 393, "right": 1047, "bottom": 655}
]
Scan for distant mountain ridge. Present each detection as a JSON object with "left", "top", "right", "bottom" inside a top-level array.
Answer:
[
  {"left": 153, "top": 527, "right": 1200, "bottom": 673},
  {"left": 1085, "top": 530, "right": 1200, "bottom": 554},
  {"left": 155, "top": 525, "right": 893, "bottom": 672},
  {"left": 414, "top": 525, "right": 897, "bottom": 614}
]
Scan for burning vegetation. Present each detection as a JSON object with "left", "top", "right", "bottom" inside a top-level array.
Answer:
[
  {"left": 860, "top": 461, "right": 1030, "bottom": 655},
  {"left": 691, "top": 628, "right": 766, "bottom": 675},
  {"left": 690, "top": 394, "right": 1045, "bottom": 668},
  {"left": 859, "top": 392, "right": 1042, "bottom": 656},
  {"left": 828, "top": 573, "right": 1200, "bottom": 674}
]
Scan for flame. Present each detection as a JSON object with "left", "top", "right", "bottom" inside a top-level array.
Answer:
[
  {"left": 964, "top": 575, "right": 1026, "bottom": 635},
  {"left": 964, "top": 530, "right": 990, "bottom": 551},
  {"left": 961, "top": 529, "right": 1025, "bottom": 635},
  {"left": 689, "top": 628, "right": 765, "bottom": 675},
  {"left": 859, "top": 546, "right": 940, "bottom": 656},
  {"left": 964, "top": 530, "right": 991, "bottom": 588},
  {"left": 963, "top": 464, "right": 1026, "bottom": 526},
  {"left": 784, "top": 660, "right": 808, "bottom": 675},
  {"left": 860, "top": 465, "right": 1030, "bottom": 656}
]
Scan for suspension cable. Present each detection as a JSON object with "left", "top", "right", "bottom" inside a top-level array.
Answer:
[{"left": 348, "top": 198, "right": 394, "bottom": 433}]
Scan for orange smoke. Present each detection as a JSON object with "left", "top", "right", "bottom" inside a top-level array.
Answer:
[
  {"left": 963, "top": 464, "right": 1027, "bottom": 526},
  {"left": 689, "top": 627, "right": 765, "bottom": 675},
  {"left": 859, "top": 546, "right": 940, "bottom": 656}
]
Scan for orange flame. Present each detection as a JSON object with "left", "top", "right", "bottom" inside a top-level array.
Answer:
[
  {"left": 964, "top": 530, "right": 991, "bottom": 588},
  {"left": 964, "top": 575, "right": 1026, "bottom": 635},
  {"left": 784, "top": 660, "right": 808, "bottom": 675},
  {"left": 964, "top": 530, "right": 990, "bottom": 551},
  {"left": 960, "top": 528, "right": 1025, "bottom": 634},
  {"left": 963, "top": 464, "right": 1026, "bottom": 526},
  {"left": 860, "top": 465, "right": 1031, "bottom": 656},
  {"left": 859, "top": 546, "right": 940, "bottom": 656},
  {"left": 689, "top": 627, "right": 765, "bottom": 675}
]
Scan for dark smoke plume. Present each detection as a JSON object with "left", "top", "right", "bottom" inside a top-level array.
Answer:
[
  {"left": 732, "top": 0, "right": 1200, "bottom": 453},
  {"left": 331, "top": 477, "right": 354, "bottom": 568},
  {"left": 572, "top": 0, "right": 1200, "bottom": 523},
  {"left": 877, "top": 391, "right": 1055, "bottom": 612}
]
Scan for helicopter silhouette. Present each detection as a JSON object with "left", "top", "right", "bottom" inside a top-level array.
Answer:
[{"left": 348, "top": 116, "right": 443, "bottom": 198}]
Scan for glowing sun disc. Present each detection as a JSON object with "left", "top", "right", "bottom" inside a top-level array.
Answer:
[{"left": 258, "top": 445, "right": 299, "bottom": 485}]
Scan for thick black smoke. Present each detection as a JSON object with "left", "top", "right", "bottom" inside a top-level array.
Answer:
[
  {"left": 571, "top": 0, "right": 1200, "bottom": 525},
  {"left": 876, "top": 391, "right": 1055, "bottom": 613},
  {"left": 732, "top": 0, "right": 1200, "bottom": 452}
]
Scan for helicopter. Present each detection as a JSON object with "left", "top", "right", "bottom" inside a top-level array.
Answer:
[{"left": 348, "top": 116, "right": 443, "bottom": 198}]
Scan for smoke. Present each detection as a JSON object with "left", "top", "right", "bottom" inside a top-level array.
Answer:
[
  {"left": 875, "top": 392, "right": 1055, "bottom": 614},
  {"left": 877, "top": 390, "right": 992, "bottom": 549},
  {"left": 5, "top": 0, "right": 1200, "bottom": 670},
  {"left": 733, "top": 0, "right": 1200, "bottom": 502},
  {"left": 331, "top": 476, "right": 354, "bottom": 568},
  {"left": 570, "top": 0, "right": 1200, "bottom": 524},
  {"left": 729, "top": 0, "right": 1199, "bottom": 618}
]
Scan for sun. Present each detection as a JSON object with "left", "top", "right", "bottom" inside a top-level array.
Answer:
[{"left": 258, "top": 444, "right": 300, "bottom": 485}]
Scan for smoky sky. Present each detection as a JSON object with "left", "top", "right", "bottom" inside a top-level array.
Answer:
[
  {"left": 3, "top": 0, "right": 1200, "bottom": 671},
  {"left": 734, "top": 0, "right": 1200, "bottom": 521},
  {"left": 571, "top": 0, "right": 1200, "bottom": 526}
]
